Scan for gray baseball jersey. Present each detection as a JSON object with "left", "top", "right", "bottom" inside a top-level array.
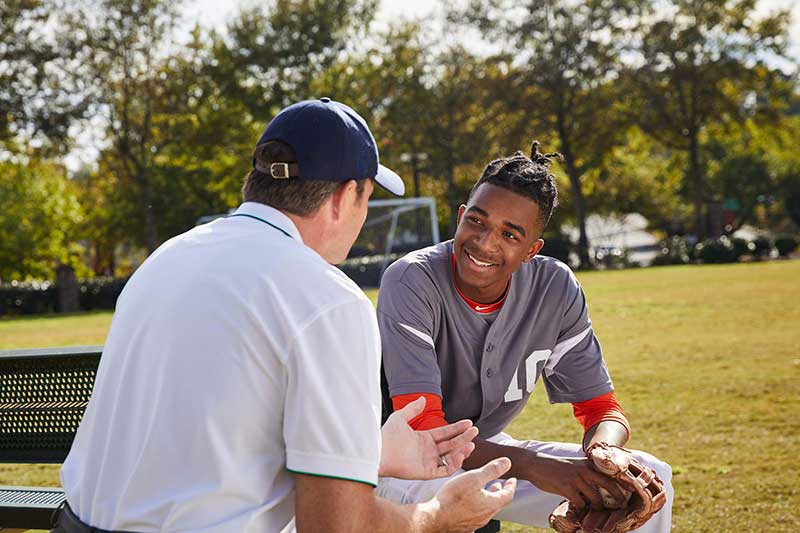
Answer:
[{"left": 378, "top": 241, "right": 613, "bottom": 437}]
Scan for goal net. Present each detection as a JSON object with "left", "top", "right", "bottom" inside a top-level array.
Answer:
[{"left": 340, "top": 197, "right": 441, "bottom": 287}]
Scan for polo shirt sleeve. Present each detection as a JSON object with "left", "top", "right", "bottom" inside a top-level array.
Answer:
[
  {"left": 283, "top": 297, "right": 382, "bottom": 487},
  {"left": 377, "top": 274, "right": 442, "bottom": 398},
  {"left": 541, "top": 268, "right": 613, "bottom": 404}
]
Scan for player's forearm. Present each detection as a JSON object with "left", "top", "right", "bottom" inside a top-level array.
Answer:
[
  {"left": 582, "top": 419, "right": 629, "bottom": 450},
  {"left": 462, "top": 437, "right": 537, "bottom": 480}
]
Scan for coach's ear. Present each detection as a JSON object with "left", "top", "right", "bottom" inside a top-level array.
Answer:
[
  {"left": 524, "top": 239, "right": 545, "bottom": 263},
  {"left": 456, "top": 204, "right": 467, "bottom": 226}
]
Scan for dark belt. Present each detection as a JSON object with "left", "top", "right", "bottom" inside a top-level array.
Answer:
[{"left": 51, "top": 502, "right": 135, "bottom": 533}]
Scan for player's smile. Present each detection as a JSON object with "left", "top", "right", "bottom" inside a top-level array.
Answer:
[
  {"left": 465, "top": 250, "right": 498, "bottom": 269},
  {"left": 453, "top": 183, "right": 544, "bottom": 304}
]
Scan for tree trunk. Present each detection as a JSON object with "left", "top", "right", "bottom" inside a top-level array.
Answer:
[
  {"left": 140, "top": 170, "right": 159, "bottom": 253},
  {"left": 445, "top": 102, "right": 458, "bottom": 236},
  {"left": 566, "top": 163, "right": 591, "bottom": 269},
  {"left": 446, "top": 164, "right": 458, "bottom": 236},
  {"left": 56, "top": 264, "right": 80, "bottom": 313},
  {"left": 556, "top": 113, "right": 591, "bottom": 269},
  {"left": 689, "top": 131, "right": 705, "bottom": 241}
]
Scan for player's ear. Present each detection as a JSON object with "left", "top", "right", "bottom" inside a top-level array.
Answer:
[
  {"left": 456, "top": 204, "right": 467, "bottom": 226},
  {"left": 524, "top": 239, "right": 545, "bottom": 263}
]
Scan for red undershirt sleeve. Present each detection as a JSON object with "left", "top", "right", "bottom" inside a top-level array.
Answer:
[
  {"left": 572, "top": 390, "right": 631, "bottom": 439},
  {"left": 391, "top": 392, "right": 449, "bottom": 431}
]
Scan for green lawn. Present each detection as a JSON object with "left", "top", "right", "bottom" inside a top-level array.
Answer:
[{"left": 1, "top": 262, "right": 798, "bottom": 532}]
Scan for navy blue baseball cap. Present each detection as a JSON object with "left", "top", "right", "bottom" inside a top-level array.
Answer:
[{"left": 254, "top": 97, "right": 405, "bottom": 196}]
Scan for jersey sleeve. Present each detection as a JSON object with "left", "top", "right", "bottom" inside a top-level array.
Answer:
[
  {"left": 391, "top": 392, "right": 448, "bottom": 430},
  {"left": 377, "top": 273, "right": 442, "bottom": 399},
  {"left": 572, "top": 390, "right": 630, "bottom": 438},
  {"left": 283, "top": 298, "right": 382, "bottom": 487},
  {"left": 541, "top": 269, "right": 614, "bottom": 404}
]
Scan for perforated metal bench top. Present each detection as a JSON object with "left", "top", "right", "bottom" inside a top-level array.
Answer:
[
  {"left": 0, "top": 346, "right": 102, "bottom": 463},
  {"left": 0, "top": 347, "right": 102, "bottom": 529}
]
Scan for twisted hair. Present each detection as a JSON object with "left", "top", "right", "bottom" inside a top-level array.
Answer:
[{"left": 470, "top": 141, "right": 562, "bottom": 230}]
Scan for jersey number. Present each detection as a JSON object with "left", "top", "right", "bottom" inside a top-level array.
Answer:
[{"left": 503, "top": 350, "right": 552, "bottom": 402}]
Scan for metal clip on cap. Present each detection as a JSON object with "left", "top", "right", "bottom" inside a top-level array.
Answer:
[{"left": 270, "top": 162, "right": 291, "bottom": 179}]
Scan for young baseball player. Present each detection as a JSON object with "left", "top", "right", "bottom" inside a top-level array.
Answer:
[
  {"left": 377, "top": 143, "right": 674, "bottom": 531},
  {"left": 55, "top": 98, "right": 516, "bottom": 533}
]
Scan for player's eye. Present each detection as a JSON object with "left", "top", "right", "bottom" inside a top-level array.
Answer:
[
  {"left": 503, "top": 231, "right": 517, "bottom": 241},
  {"left": 467, "top": 216, "right": 482, "bottom": 225}
]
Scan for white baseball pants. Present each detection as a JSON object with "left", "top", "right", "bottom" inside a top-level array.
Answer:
[{"left": 376, "top": 432, "right": 674, "bottom": 532}]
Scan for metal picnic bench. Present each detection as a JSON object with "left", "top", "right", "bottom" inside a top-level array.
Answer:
[{"left": 0, "top": 345, "right": 102, "bottom": 531}]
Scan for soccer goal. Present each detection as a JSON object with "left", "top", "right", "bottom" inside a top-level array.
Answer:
[
  {"left": 341, "top": 197, "right": 441, "bottom": 286},
  {"left": 196, "top": 197, "right": 441, "bottom": 287}
]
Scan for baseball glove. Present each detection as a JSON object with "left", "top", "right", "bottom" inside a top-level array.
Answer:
[{"left": 548, "top": 442, "right": 666, "bottom": 533}]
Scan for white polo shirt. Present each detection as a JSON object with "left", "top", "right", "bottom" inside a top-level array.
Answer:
[{"left": 61, "top": 202, "right": 382, "bottom": 532}]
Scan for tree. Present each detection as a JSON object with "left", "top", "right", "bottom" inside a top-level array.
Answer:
[
  {"left": 423, "top": 46, "right": 498, "bottom": 234},
  {"left": 785, "top": 174, "right": 800, "bottom": 228},
  {"left": 70, "top": 0, "right": 381, "bottom": 255},
  {"left": 0, "top": 0, "right": 89, "bottom": 153},
  {"left": 0, "top": 160, "right": 84, "bottom": 281},
  {"left": 210, "top": 0, "right": 377, "bottom": 124},
  {"left": 63, "top": 0, "right": 185, "bottom": 252},
  {"left": 632, "top": 0, "right": 791, "bottom": 240},
  {"left": 312, "top": 25, "right": 495, "bottom": 234},
  {"left": 704, "top": 122, "right": 781, "bottom": 232},
  {"left": 586, "top": 127, "right": 687, "bottom": 229},
  {"left": 456, "top": 0, "right": 645, "bottom": 267}
]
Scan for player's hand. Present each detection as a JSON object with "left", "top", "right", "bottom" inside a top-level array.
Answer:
[
  {"left": 525, "top": 453, "right": 627, "bottom": 510},
  {"left": 379, "top": 396, "right": 478, "bottom": 480},
  {"left": 424, "top": 457, "right": 517, "bottom": 532}
]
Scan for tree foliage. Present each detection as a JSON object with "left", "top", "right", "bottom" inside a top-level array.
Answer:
[
  {"left": 312, "top": 25, "right": 496, "bottom": 233},
  {"left": 0, "top": 0, "right": 89, "bottom": 153},
  {"left": 0, "top": 160, "right": 84, "bottom": 280},
  {"left": 632, "top": 0, "right": 791, "bottom": 239},
  {"left": 456, "top": 0, "right": 646, "bottom": 267},
  {"left": 211, "top": 0, "right": 377, "bottom": 122},
  {"left": 1, "top": 0, "right": 798, "bottom": 281}
]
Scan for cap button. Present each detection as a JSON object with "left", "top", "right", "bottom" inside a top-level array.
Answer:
[{"left": 320, "top": 97, "right": 331, "bottom": 103}]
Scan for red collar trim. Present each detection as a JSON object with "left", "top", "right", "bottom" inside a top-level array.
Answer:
[{"left": 451, "top": 253, "right": 509, "bottom": 314}]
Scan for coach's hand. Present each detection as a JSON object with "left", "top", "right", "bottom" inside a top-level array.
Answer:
[
  {"left": 379, "top": 396, "right": 478, "bottom": 480},
  {"left": 526, "top": 453, "right": 627, "bottom": 511},
  {"left": 425, "top": 457, "right": 517, "bottom": 532}
]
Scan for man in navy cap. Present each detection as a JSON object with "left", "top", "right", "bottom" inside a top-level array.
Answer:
[{"left": 56, "top": 98, "right": 516, "bottom": 533}]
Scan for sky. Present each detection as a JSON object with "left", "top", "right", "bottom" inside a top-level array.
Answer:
[
  {"left": 183, "top": 0, "right": 800, "bottom": 62},
  {"left": 183, "top": 0, "right": 438, "bottom": 31}
]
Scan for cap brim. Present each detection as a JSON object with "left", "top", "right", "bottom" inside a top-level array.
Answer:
[{"left": 375, "top": 165, "right": 405, "bottom": 196}]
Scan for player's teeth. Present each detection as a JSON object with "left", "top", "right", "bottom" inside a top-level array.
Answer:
[{"left": 468, "top": 253, "right": 492, "bottom": 267}]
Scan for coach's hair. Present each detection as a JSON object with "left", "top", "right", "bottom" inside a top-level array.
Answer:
[
  {"left": 469, "top": 141, "right": 562, "bottom": 229},
  {"left": 242, "top": 141, "right": 367, "bottom": 217}
]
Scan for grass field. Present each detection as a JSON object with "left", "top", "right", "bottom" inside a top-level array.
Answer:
[{"left": 1, "top": 261, "right": 798, "bottom": 532}]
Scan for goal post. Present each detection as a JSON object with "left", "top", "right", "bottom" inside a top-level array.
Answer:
[{"left": 341, "top": 197, "right": 441, "bottom": 286}]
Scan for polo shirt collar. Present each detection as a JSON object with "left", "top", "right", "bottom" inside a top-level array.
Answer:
[{"left": 231, "top": 202, "right": 304, "bottom": 244}]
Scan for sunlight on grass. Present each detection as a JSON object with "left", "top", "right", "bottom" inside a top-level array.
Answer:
[{"left": 0, "top": 311, "right": 112, "bottom": 349}]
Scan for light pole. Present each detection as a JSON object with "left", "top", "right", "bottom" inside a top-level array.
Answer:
[{"left": 399, "top": 151, "right": 428, "bottom": 198}]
